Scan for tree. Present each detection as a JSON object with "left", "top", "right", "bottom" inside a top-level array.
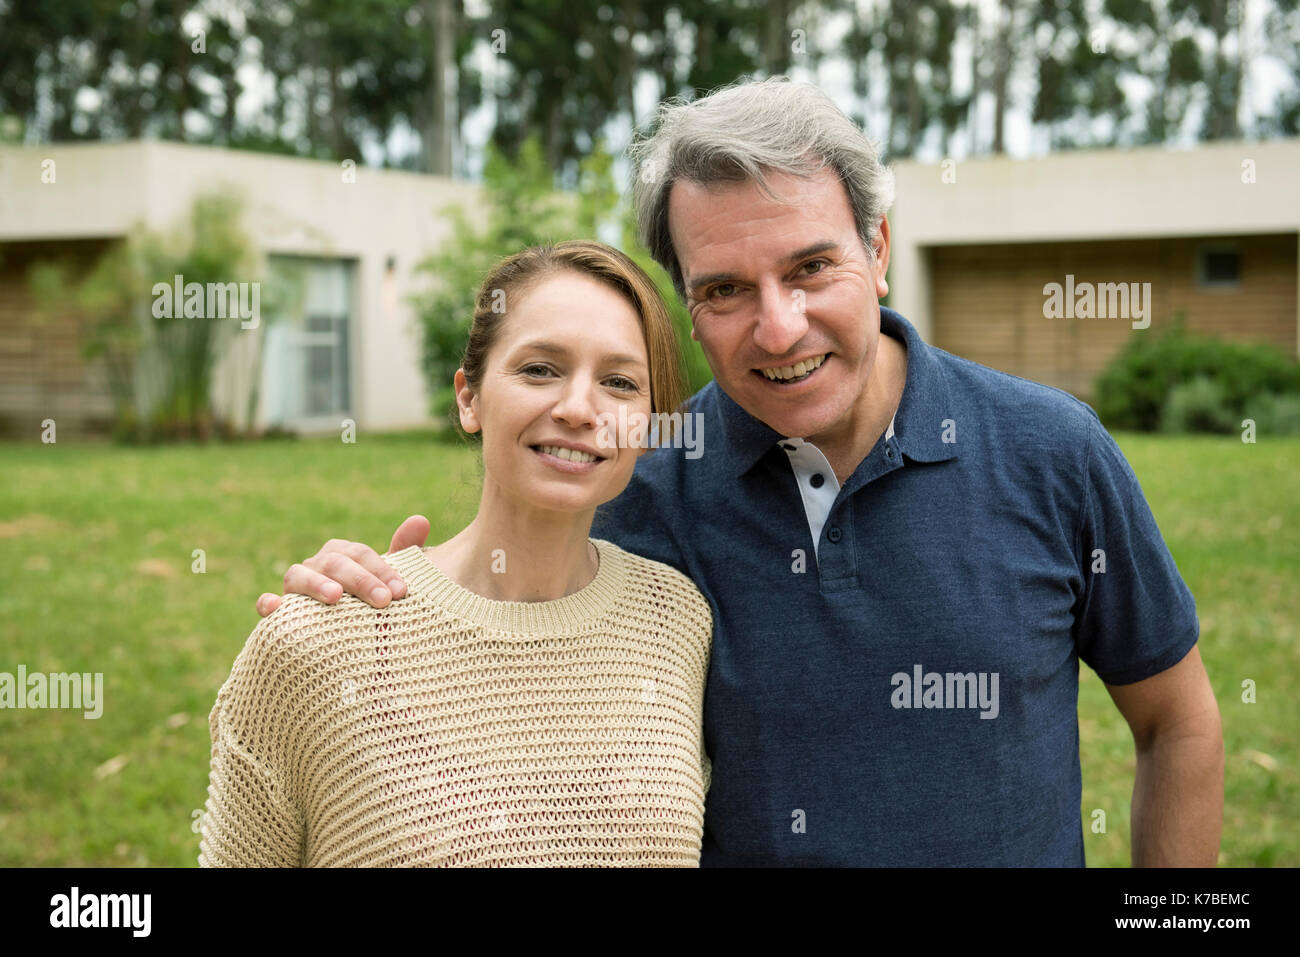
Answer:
[
  {"left": 27, "top": 190, "right": 268, "bottom": 441},
  {"left": 1031, "top": 0, "right": 1129, "bottom": 149}
]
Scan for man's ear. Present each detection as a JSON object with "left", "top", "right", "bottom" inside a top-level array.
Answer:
[
  {"left": 453, "top": 369, "right": 480, "bottom": 434},
  {"left": 873, "top": 215, "right": 892, "bottom": 297}
]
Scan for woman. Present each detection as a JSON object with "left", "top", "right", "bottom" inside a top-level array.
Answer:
[{"left": 198, "top": 241, "right": 713, "bottom": 867}]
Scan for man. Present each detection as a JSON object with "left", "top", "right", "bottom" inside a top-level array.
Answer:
[{"left": 257, "top": 77, "right": 1223, "bottom": 866}]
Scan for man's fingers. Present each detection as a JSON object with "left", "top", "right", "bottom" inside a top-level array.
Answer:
[
  {"left": 302, "top": 552, "right": 395, "bottom": 607},
  {"left": 257, "top": 593, "right": 282, "bottom": 618},
  {"left": 388, "top": 514, "right": 431, "bottom": 556},
  {"left": 283, "top": 560, "right": 348, "bottom": 604},
  {"left": 260, "top": 529, "right": 416, "bottom": 617},
  {"left": 319, "top": 538, "right": 408, "bottom": 600}
]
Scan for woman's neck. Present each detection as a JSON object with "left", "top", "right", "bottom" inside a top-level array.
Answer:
[{"left": 424, "top": 482, "right": 599, "bottom": 602}]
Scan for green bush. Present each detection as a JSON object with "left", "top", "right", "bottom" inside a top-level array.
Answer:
[
  {"left": 1095, "top": 318, "right": 1300, "bottom": 431},
  {"left": 1250, "top": 392, "right": 1300, "bottom": 436},
  {"left": 27, "top": 190, "right": 264, "bottom": 442},
  {"left": 1159, "top": 376, "right": 1236, "bottom": 434}
]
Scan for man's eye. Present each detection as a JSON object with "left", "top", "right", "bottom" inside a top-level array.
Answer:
[
  {"left": 802, "top": 259, "right": 828, "bottom": 276},
  {"left": 710, "top": 283, "right": 738, "bottom": 299}
]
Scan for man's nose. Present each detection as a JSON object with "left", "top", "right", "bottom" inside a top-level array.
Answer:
[{"left": 752, "top": 279, "right": 809, "bottom": 357}]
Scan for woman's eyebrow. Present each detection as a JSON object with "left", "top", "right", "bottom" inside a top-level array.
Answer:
[{"left": 513, "top": 340, "right": 648, "bottom": 368}]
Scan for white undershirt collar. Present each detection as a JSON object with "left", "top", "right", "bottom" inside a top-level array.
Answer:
[{"left": 778, "top": 415, "right": 895, "bottom": 561}]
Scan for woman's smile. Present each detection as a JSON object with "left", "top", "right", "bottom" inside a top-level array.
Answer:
[{"left": 530, "top": 441, "right": 607, "bottom": 473}]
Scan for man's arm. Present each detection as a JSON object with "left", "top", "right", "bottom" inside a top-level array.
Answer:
[
  {"left": 1103, "top": 644, "right": 1224, "bottom": 867},
  {"left": 256, "top": 514, "right": 430, "bottom": 617}
]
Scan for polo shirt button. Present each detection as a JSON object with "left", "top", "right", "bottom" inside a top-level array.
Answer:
[
  {"left": 886, "top": 447, "right": 895, "bottom": 459},
  {"left": 827, "top": 526, "right": 842, "bottom": 543},
  {"left": 810, "top": 473, "right": 825, "bottom": 488}
]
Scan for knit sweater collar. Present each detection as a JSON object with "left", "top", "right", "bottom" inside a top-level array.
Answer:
[{"left": 386, "top": 539, "right": 628, "bottom": 635}]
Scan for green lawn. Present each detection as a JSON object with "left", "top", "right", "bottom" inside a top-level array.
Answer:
[{"left": 0, "top": 431, "right": 1295, "bottom": 866}]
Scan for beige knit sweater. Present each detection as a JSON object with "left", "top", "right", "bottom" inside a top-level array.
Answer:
[{"left": 198, "top": 539, "right": 713, "bottom": 867}]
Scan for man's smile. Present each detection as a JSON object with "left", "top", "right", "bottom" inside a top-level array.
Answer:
[{"left": 755, "top": 352, "right": 830, "bottom": 386}]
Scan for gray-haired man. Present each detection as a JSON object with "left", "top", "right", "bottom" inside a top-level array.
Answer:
[{"left": 259, "top": 77, "right": 1222, "bottom": 866}]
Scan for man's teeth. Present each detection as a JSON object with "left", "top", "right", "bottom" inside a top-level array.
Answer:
[
  {"left": 538, "top": 445, "right": 599, "bottom": 463},
  {"left": 762, "top": 354, "right": 827, "bottom": 381}
]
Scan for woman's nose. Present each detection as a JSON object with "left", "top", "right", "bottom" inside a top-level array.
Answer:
[{"left": 550, "top": 376, "right": 600, "bottom": 427}]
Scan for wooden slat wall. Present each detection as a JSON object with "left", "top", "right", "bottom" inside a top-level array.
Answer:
[
  {"left": 0, "top": 239, "right": 116, "bottom": 437},
  {"left": 930, "top": 233, "right": 1299, "bottom": 400}
]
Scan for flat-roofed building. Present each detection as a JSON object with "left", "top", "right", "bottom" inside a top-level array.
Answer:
[{"left": 887, "top": 138, "right": 1300, "bottom": 400}]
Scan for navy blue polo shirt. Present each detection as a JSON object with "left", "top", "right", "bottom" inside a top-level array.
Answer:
[{"left": 592, "top": 307, "right": 1199, "bottom": 866}]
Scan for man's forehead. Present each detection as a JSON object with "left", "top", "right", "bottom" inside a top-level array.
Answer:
[
  {"left": 667, "top": 176, "right": 859, "bottom": 288},
  {"left": 667, "top": 170, "right": 854, "bottom": 248}
]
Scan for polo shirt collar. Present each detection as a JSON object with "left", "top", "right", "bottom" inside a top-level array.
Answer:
[
  {"left": 882, "top": 307, "right": 959, "bottom": 464},
  {"left": 711, "top": 306, "right": 958, "bottom": 476}
]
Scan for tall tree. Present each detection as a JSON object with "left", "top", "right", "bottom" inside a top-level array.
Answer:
[{"left": 1031, "top": 0, "right": 1128, "bottom": 148}]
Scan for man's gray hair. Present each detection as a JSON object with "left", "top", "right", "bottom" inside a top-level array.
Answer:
[{"left": 629, "top": 75, "right": 896, "bottom": 301}]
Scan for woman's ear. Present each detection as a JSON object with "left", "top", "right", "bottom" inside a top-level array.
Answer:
[{"left": 453, "top": 369, "right": 480, "bottom": 434}]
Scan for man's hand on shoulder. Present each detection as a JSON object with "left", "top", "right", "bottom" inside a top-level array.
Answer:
[{"left": 256, "top": 515, "right": 431, "bottom": 617}]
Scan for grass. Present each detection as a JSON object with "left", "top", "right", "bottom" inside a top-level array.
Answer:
[{"left": 0, "top": 431, "right": 1295, "bottom": 866}]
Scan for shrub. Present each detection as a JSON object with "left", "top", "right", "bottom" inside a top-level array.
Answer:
[
  {"left": 1095, "top": 318, "right": 1300, "bottom": 431},
  {"left": 1250, "top": 392, "right": 1300, "bottom": 437},
  {"left": 27, "top": 190, "right": 265, "bottom": 442},
  {"left": 1159, "top": 377, "right": 1235, "bottom": 434}
]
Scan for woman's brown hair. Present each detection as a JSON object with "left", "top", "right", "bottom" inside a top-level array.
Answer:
[{"left": 459, "top": 241, "right": 688, "bottom": 446}]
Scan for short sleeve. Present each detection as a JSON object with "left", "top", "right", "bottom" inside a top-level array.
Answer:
[{"left": 1073, "top": 416, "right": 1199, "bottom": 685}]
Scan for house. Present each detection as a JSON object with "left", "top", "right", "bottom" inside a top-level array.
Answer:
[
  {"left": 887, "top": 138, "right": 1300, "bottom": 399},
  {"left": 0, "top": 140, "right": 482, "bottom": 437},
  {"left": 2, "top": 136, "right": 1298, "bottom": 439}
]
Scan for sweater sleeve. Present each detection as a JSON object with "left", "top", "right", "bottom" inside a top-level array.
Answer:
[
  {"left": 695, "top": 590, "right": 715, "bottom": 800},
  {"left": 198, "top": 616, "right": 306, "bottom": 867}
]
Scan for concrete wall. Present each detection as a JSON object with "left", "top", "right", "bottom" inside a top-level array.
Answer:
[{"left": 0, "top": 141, "right": 483, "bottom": 433}]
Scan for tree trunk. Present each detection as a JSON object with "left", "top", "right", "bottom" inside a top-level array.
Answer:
[
  {"left": 765, "top": 0, "right": 791, "bottom": 74},
  {"left": 621, "top": 0, "right": 639, "bottom": 126},
  {"left": 427, "top": 0, "right": 455, "bottom": 175},
  {"left": 991, "top": 0, "right": 1017, "bottom": 155}
]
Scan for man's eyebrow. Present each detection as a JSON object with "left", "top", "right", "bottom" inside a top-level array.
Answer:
[
  {"left": 511, "top": 340, "right": 647, "bottom": 368},
  {"left": 685, "top": 240, "right": 841, "bottom": 291}
]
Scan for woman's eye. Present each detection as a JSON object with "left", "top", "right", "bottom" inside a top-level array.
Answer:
[
  {"left": 606, "top": 376, "right": 637, "bottom": 391},
  {"left": 521, "top": 364, "right": 553, "bottom": 377}
]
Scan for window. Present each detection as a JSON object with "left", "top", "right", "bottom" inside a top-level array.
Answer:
[
  {"left": 261, "top": 257, "right": 354, "bottom": 429},
  {"left": 1196, "top": 246, "right": 1241, "bottom": 289}
]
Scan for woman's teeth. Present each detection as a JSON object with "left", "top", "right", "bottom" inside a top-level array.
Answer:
[
  {"left": 761, "top": 353, "right": 827, "bottom": 382},
  {"left": 537, "top": 445, "right": 599, "bottom": 463}
]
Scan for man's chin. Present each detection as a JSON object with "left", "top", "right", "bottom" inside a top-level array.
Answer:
[{"left": 746, "top": 402, "right": 843, "bottom": 441}]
